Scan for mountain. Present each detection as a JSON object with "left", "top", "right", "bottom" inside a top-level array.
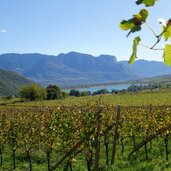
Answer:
[
  {"left": 119, "top": 60, "right": 171, "bottom": 78},
  {"left": 0, "top": 52, "right": 171, "bottom": 88},
  {"left": 0, "top": 52, "right": 136, "bottom": 87},
  {"left": 0, "top": 69, "right": 32, "bottom": 96}
]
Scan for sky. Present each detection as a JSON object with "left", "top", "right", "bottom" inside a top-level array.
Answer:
[{"left": 0, "top": 0, "right": 170, "bottom": 61}]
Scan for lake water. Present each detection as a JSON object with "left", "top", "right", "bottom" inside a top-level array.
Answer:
[{"left": 63, "top": 84, "right": 132, "bottom": 93}]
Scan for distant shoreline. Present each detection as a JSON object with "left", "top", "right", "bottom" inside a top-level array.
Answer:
[{"left": 62, "top": 80, "right": 145, "bottom": 92}]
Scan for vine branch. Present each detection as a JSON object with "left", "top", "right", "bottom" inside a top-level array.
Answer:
[
  {"left": 139, "top": 44, "right": 163, "bottom": 51},
  {"left": 143, "top": 22, "right": 169, "bottom": 50}
]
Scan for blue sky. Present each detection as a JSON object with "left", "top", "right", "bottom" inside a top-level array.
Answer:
[{"left": 0, "top": 0, "right": 170, "bottom": 61}]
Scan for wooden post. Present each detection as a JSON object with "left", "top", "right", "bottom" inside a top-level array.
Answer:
[
  {"left": 144, "top": 139, "right": 148, "bottom": 160},
  {"left": 12, "top": 148, "right": 16, "bottom": 171},
  {"left": 94, "top": 105, "right": 103, "bottom": 171},
  {"left": 86, "top": 149, "right": 93, "bottom": 171},
  {"left": 120, "top": 138, "right": 124, "bottom": 156},
  {"left": 26, "top": 149, "right": 32, "bottom": 171},
  {"left": 164, "top": 134, "right": 169, "bottom": 161},
  {"left": 46, "top": 150, "right": 51, "bottom": 171},
  {"left": 0, "top": 147, "right": 2, "bottom": 167},
  {"left": 104, "top": 134, "right": 109, "bottom": 166},
  {"left": 111, "top": 105, "right": 121, "bottom": 165}
]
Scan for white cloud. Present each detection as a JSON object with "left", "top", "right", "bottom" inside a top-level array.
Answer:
[
  {"left": 0, "top": 29, "right": 7, "bottom": 33},
  {"left": 157, "top": 18, "right": 167, "bottom": 27}
]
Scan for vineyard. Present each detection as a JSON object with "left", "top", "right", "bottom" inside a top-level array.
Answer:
[{"left": 0, "top": 97, "right": 171, "bottom": 170}]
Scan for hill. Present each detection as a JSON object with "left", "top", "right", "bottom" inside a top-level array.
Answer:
[
  {"left": 0, "top": 52, "right": 171, "bottom": 87},
  {"left": 0, "top": 69, "right": 32, "bottom": 96},
  {"left": 0, "top": 52, "right": 136, "bottom": 87},
  {"left": 139, "top": 74, "right": 171, "bottom": 87},
  {"left": 120, "top": 60, "right": 171, "bottom": 78}
]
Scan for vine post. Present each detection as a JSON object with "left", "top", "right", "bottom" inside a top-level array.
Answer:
[
  {"left": 164, "top": 134, "right": 169, "bottom": 161},
  {"left": 94, "top": 105, "right": 103, "bottom": 171},
  {"left": 111, "top": 105, "right": 121, "bottom": 165}
]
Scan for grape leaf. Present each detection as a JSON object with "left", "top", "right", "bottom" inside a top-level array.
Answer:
[
  {"left": 126, "top": 26, "right": 141, "bottom": 37},
  {"left": 162, "top": 20, "right": 171, "bottom": 41},
  {"left": 139, "top": 9, "right": 149, "bottom": 22},
  {"left": 129, "top": 36, "right": 141, "bottom": 64},
  {"left": 162, "top": 26, "right": 171, "bottom": 41},
  {"left": 120, "top": 19, "right": 135, "bottom": 30},
  {"left": 164, "top": 44, "right": 171, "bottom": 66},
  {"left": 136, "top": 0, "right": 156, "bottom": 7},
  {"left": 120, "top": 9, "right": 148, "bottom": 37}
]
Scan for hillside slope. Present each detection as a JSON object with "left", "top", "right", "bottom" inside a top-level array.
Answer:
[
  {"left": 0, "top": 52, "right": 136, "bottom": 87},
  {"left": 120, "top": 60, "right": 171, "bottom": 78},
  {"left": 0, "top": 69, "right": 32, "bottom": 96},
  {"left": 0, "top": 52, "right": 171, "bottom": 88}
]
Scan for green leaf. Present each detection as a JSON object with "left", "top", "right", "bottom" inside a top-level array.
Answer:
[
  {"left": 133, "top": 9, "right": 148, "bottom": 23},
  {"left": 139, "top": 9, "right": 149, "bottom": 22},
  {"left": 164, "top": 44, "right": 171, "bottom": 66},
  {"left": 162, "top": 26, "right": 171, "bottom": 41},
  {"left": 136, "top": 0, "right": 156, "bottom": 7},
  {"left": 120, "top": 9, "right": 148, "bottom": 37},
  {"left": 126, "top": 26, "right": 141, "bottom": 37},
  {"left": 120, "top": 19, "right": 135, "bottom": 30},
  {"left": 129, "top": 36, "right": 141, "bottom": 64}
]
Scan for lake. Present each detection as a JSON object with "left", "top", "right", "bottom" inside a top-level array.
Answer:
[{"left": 63, "top": 84, "right": 133, "bottom": 93}]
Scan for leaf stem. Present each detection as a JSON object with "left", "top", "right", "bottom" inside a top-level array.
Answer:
[
  {"left": 150, "top": 36, "right": 162, "bottom": 49},
  {"left": 139, "top": 43, "right": 163, "bottom": 51},
  {"left": 145, "top": 22, "right": 157, "bottom": 37},
  {"left": 157, "top": 26, "right": 168, "bottom": 38},
  {"left": 149, "top": 24, "right": 169, "bottom": 49}
]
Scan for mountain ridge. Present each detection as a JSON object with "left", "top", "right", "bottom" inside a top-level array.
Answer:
[{"left": 0, "top": 52, "right": 171, "bottom": 88}]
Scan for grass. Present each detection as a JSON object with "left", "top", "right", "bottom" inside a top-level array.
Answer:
[
  {"left": 0, "top": 98, "right": 21, "bottom": 106},
  {"left": 4, "top": 88, "right": 171, "bottom": 107},
  {"left": 1, "top": 137, "right": 171, "bottom": 171},
  {"left": 1, "top": 89, "right": 171, "bottom": 170}
]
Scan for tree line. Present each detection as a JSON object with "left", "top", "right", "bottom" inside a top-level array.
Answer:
[
  {"left": 20, "top": 84, "right": 66, "bottom": 101},
  {"left": 19, "top": 83, "right": 163, "bottom": 101}
]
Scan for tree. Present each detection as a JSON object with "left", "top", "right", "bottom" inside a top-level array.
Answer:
[
  {"left": 20, "top": 84, "right": 46, "bottom": 101},
  {"left": 111, "top": 90, "right": 119, "bottom": 94},
  {"left": 120, "top": 0, "right": 171, "bottom": 66},
  {"left": 80, "top": 91, "right": 91, "bottom": 96},
  {"left": 46, "top": 85, "right": 63, "bottom": 100},
  {"left": 93, "top": 89, "right": 109, "bottom": 95},
  {"left": 69, "top": 89, "right": 80, "bottom": 97}
]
